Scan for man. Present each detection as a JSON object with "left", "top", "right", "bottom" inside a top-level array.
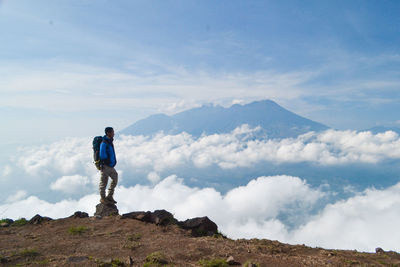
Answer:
[{"left": 99, "top": 127, "right": 118, "bottom": 204}]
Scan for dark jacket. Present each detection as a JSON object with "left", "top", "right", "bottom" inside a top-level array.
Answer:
[{"left": 99, "top": 135, "right": 117, "bottom": 167}]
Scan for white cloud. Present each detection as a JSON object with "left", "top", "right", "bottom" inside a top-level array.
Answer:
[
  {"left": 117, "top": 128, "right": 400, "bottom": 171},
  {"left": 50, "top": 175, "right": 90, "bottom": 194},
  {"left": 1, "top": 174, "right": 399, "bottom": 252},
  {"left": 2, "top": 165, "right": 12, "bottom": 177},
  {"left": 291, "top": 184, "right": 400, "bottom": 252},
  {"left": 6, "top": 190, "right": 27, "bottom": 203},
  {"left": 0, "top": 194, "right": 98, "bottom": 220},
  {"left": 0, "top": 61, "right": 314, "bottom": 113},
  {"left": 11, "top": 128, "right": 400, "bottom": 183},
  {"left": 2, "top": 52, "right": 399, "bottom": 117},
  {"left": 15, "top": 137, "right": 97, "bottom": 178},
  {"left": 147, "top": 172, "right": 160, "bottom": 184}
]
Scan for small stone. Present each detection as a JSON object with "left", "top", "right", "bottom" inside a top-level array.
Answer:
[
  {"left": 226, "top": 256, "right": 241, "bottom": 265},
  {"left": 375, "top": 247, "right": 385, "bottom": 253},
  {"left": 67, "top": 256, "right": 89, "bottom": 263},
  {"left": 226, "top": 256, "right": 235, "bottom": 263}
]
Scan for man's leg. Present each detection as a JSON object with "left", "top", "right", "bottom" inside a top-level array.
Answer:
[
  {"left": 106, "top": 167, "right": 118, "bottom": 203},
  {"left": 99, "top": 167, "right": 109, "bottom": 202}
]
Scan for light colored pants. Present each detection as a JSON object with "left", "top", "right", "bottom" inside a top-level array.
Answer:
[{"left": 99, "top": 165, "right": 118, "bottom": 198}]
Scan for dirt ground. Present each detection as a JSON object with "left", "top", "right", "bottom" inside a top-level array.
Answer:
[{"left": 1, "top": 215, "right": 399, "bottom": 266}]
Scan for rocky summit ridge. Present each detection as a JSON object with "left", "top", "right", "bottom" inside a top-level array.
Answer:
[{"left": 1, "top": 206, "right": 399, "bottom": 266}]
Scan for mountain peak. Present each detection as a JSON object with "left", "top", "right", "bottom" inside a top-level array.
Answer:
[{"left": 120, "top": 100, "right": 328, "bottom": 138}]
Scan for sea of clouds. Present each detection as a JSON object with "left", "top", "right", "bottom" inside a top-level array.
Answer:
[{"left": 1, "top": 126, "right": 400, "bottom": 252}]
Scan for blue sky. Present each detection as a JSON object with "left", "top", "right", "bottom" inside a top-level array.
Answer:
[{"left": 1, "top": 0, "right": 400, "bottom": 145}]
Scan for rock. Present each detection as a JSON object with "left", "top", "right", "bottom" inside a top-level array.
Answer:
[
  {"left": 376, "top": 247, "right": 385, "bottom": 253},
  {"left": 29, "top": 214, "right": 53, "bottom": 225},
  {"left": 67, "top": 256, "right": 89, "bottom": 263},
  {"left": 94, "top": 203, "right": 119, "bottom": 217},
  {"left": 226, "top": 256, "right": 241, "bottom": 265},
  {"left": 69, "top": 211, "right": 89, "bottom": 218},
  {"left": 0, "top": 219, "right": 13, "bottom": 227},
  {"left": 121, "top": 210, "right": 177, "bottom": 226},
  {"left": 178, "top": 216, "right": 218, "bottom": 237},
  {"left": 121, "top": 211, "right": 152, "bottom": 221},
  {"left": 151, "top": 210, "right": 177, "bottom": 226},
  {"left": 226, "top": 256, "right": 235, "bottom": 264},
  {"left": 122, "top": 210, "right": 218, "bottom": 237},
  {"left": 0, "top": 256, "right": 8, "bottom": 263}
]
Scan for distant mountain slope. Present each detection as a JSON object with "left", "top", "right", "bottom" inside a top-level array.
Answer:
[{"left": 120, "top": 100, "right": 329, "bottom": 138}]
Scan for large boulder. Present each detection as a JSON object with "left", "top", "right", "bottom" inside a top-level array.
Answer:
[
  {"left": 69, "top": 211, "right": 89, "bottom": 219},
  {"left": 121, "top": 211, "right": 152, "bottom": 221},
  {"left": 29, "top": 214, "right": 53, "bottom": 225},
  {"left": 151, "top": 210, "right": 177, "bottom": 225},
  {"left": 94, "top": 203, "right": 119, "bottom": 217},
  {"left": 121, "top": 210, "right": 177, "bottom": 226},
  {"left": 178, "top": 216, "right": 218, "bottom": 237}
]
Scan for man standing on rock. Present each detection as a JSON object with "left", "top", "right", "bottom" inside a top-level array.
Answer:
[{"left": 99, "top": 127, "right": 118, "bottom": 204}]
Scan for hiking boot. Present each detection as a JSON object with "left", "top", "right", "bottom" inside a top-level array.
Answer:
[{"left": 106, "top": 195, "right": 117, "bottom": 204}]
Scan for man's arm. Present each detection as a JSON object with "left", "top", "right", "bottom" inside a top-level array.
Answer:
[{"left": 99, "top": 142, "right": 108, "bottom": 160}]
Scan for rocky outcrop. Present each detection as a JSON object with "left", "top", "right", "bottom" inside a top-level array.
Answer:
[
  {"left": 94, "top": 203, "right": 119, "bottom": 217},
  {"left": 122, "top": 210, "right": 218, "bottom": 237},
  {"left": 178, "top": 216, "right": 218, "bottom": 237},
  {"left": 29, "top": 214, "right": 53, "bottom": 225},
  {"left": 121, "top": 209, "right": 177, "bottom": 226},
  {"left": 69, "top": 211, "right": 89, "bottom": 218}
]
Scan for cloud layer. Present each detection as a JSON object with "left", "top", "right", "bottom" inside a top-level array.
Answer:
[
  {"left": 1, "top": 174, "right": 399, "bottom": 253},
  {"left": 1, "top": 126, "right": 398, "bottom": 205},
  {"left": 2, "top": 128, "right": 400, "bottom": 252},
  {"left": 12, "top": 127, "right": 400, "bottom": 183}
]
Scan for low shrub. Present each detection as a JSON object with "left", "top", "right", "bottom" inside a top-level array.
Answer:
[
  {"left": 213, "top": 231, "right": 227, "bottom": 239},
  {"left": 19, "top": 248, "right": 39, "bottom": 257},
  {"left": 12, "top": 218, "right": 28, "bottom": 226},
  {"left": 68, "top": 226, "right": 89, "bottom": 235},
  {"left": 143, "top": 252, "right": 168, "bottom": 266},
  {"left": 127, "top": 233, "right": 142, "bottom": 241}
]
